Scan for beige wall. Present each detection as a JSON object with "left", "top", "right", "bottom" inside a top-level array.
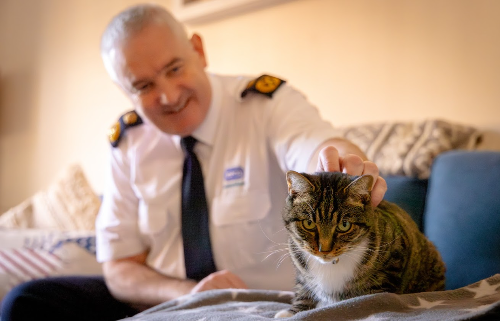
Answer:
[{"left": 1, "top": 0, "right": 500, "bottom": 212}]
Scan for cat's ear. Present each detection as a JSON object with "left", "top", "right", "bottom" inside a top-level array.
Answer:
[
  {"left": 286, "top": 171, "right": 315, "bottom": 197},
  {"left": 344, "top": 175, "right": 373, "bottom": 204}
]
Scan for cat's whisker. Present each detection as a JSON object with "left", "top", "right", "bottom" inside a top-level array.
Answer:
[
  {"left": 344, "top": 251, "right": 381, "bottom": 267},
  {"left": 259, "top": 247, "right": 289, "bottom": 255},
  {"left": 261, "top": 248, "right": 290, "bottom": 262},
  {"left": 346, "top": 247, "right": 384, "bottom": 265},
  {"left": 305, "top": 253, "right": 313, "bottom": 266},
  {"left": 271, "top": 226, "right": 288, "bottom": 236},
  {"left": 265, "top": 242, "right": 289, "bottom": 250},
  {"left": 276, "top": 252, "right": 292, "bottom": 269},
  {"left": 349, "top": 246, "right": 377, "bottom": 254},
  {"left": 258, "top": 221, "right": 286, "bottom": 245},
  {"left": 263, "top": 246, "right": 305, "bottom": 269},
  {"left": 377, "top": 235, "right": 403, "bottom": 248},
  {"left": 351, "top": 245, "right": 391, "bottom": 255}
]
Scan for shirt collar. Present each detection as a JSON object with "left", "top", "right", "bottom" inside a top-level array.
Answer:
[{"left": 191, "top": 73, "right": 221, "bottom": 147}]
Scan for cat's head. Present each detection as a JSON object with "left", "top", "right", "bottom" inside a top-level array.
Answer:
[{"left": 283, "top": 171, "right": 374, "bottom": 264}]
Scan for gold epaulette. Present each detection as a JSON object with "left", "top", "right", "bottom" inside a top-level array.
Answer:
[
  {"left": 240, "top": 74, "right": 286, "bottom": 99},
  {"left": 108, "top": 110, "right": 143, "bottom": 147}
]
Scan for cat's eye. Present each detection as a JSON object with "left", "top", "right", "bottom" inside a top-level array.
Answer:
[
  {"left": 337, "top": 220, "right": 352, "bottom": 232},
  {"left": 302, "top": 219, "right": 316, "bottom": 230}
]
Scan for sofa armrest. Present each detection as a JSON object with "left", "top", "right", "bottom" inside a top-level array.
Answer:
[{"left": 424, "top": 151, "right": 500, "bottom": 289}]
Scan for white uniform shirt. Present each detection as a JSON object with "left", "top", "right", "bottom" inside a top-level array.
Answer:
[{"left": 96, "top": 73, "right": 338, "bottom": 291}]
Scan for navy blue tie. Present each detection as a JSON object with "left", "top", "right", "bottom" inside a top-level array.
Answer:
[{"left": 181, "top": 136, "right": 216, "bottom": 281}]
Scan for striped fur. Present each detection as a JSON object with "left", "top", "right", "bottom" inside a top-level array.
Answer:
[{"left": 276, "top": 171, "right": 446, "bottom": 317}]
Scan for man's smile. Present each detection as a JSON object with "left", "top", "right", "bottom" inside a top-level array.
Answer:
[{"left": 162, "top": 94, "right": 191, "bottom": 115}]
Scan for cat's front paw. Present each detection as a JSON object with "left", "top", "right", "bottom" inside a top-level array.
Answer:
[{"left": 274, "top": 309, "right": 295, "bottom": 318}]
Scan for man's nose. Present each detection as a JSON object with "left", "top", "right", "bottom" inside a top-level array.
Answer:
[{"left": 157, "top": 79, "right": 180, "bottom": 105}]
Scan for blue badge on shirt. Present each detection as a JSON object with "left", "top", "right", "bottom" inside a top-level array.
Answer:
[
  {"left": 223, "top": 167, "right": 244, "bottom": 188},
  {"left": 224, "top": 167, "right": 244, "bottom": 181}
]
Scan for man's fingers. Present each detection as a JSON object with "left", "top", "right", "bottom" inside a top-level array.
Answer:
[
  {"left": 210, "top": 270, "right": 246, "bottom": 289},
  {"left": 341, "top": 156, "right": 386, "bottom": 206},
  {"left": 191, "top": 270, "right": 248, "bottom": 294},
  {"left": 360, "top": 161, "right": 379, "bottom": 186},
  {"left": 316, "top": 146, "right": 340, "bottom": 172},
  {"left": 370, "top": 176, "right": 387, "bottom": 207},
  {"left": 359, "top": 160, "right": 385, "bottom": 207},
  {"left": 341, "top": 154, "right": 364, "bottom": 176},
  {"left": 226, "top": 272, "right": 248, "bottom": 289},
  {"left": 315, "top": 146, "right": 387, "bottom": 206}
]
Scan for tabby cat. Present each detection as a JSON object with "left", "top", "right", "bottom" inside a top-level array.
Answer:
[{"left": 275, "top": 171, "right": 445, "bottom": 318}]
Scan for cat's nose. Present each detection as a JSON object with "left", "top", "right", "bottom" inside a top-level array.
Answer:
[
  {"left": 318, "top": 231, "right": 333, "bottom": 252},
  {"left": 319, "top": 243, "right": 332, "bottom": 253}
]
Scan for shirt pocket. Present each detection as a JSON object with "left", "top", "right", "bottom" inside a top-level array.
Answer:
[
  {"left": 212, "top": 192, "right": 271, "bottom": 226},
  {"left": 211, "top": 191, "right": 273, "bottom": 270}
]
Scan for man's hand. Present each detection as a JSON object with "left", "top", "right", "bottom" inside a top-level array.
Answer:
[
  {"left": 103, "top": 253, "right": 247, "bottom": 306},
  {"left": 190, "top": 270, "right": 248, "bottom": 294},
  {"left": 316, "top": 146, "right": 387, "bottom": 207}
]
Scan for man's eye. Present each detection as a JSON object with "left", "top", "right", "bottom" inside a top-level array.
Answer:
[
  {"left": 167, "top": 65, "right": 183, "bottom": 77},
  {"left": 135, "top": 83, "right": 152, "bottom": 92}
]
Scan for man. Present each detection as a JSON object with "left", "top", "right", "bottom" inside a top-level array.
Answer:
[{"left": 0, "top": 4, "right": 386, "bottom": 320}]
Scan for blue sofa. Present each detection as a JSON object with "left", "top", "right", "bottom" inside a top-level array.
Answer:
[{"left": 384, "top": 150, "right": 500, "bottom": 290}]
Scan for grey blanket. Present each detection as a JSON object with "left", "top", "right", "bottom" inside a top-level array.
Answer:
[{"left": 122, "top": 274, "right": 500, "bottom": 321}]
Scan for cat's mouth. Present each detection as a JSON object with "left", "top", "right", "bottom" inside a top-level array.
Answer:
[{"left": 316, "top": 255, "right": 340, "bottom": 264}]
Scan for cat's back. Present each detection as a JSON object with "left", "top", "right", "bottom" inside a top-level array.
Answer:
[{"left": 374, "top": 200, "right": 446, "bottom": 293}]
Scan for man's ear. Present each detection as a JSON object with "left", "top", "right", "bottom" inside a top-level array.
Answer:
[{"left": 190, "top": 33, "right": 207, "bottom": 68}]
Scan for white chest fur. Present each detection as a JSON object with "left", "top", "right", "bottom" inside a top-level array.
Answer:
[{"left": 307, "top": 239, "right": 368, "bottom": 304}]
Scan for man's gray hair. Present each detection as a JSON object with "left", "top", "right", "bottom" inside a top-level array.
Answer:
[{"left": 101, "top": 4, "right": 188, "bottom": 82}]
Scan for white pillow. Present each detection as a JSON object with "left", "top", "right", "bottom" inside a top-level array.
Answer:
[{"left": 0, "top": 228, "right": 102, "bottom": 303}]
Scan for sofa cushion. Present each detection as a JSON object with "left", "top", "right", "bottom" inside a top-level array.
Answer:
[
  {"left": 424, "top": 151, "right": 500, "bottom": 290},
  {"left": 0, "top": 164, "right": 101, "bottom": 231},
  {"left": 384, "top": 176, "right": 428, "bottom": 231}
]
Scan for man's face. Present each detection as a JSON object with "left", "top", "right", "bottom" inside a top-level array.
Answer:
[{"left": 113, "top": 24, "right": 212, "bottom": 136}]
